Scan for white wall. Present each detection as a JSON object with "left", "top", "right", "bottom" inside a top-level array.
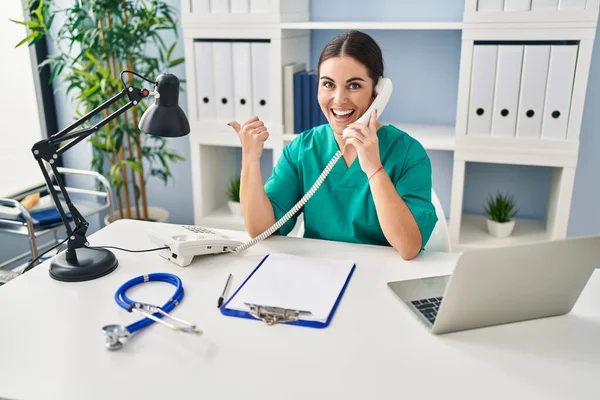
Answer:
[{"left": 0, "top": 1, "right": 46, "bottom": 198}]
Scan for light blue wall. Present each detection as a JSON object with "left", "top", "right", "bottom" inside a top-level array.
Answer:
[
  {"left": 310, "top": 0, "right": 465, "bottom": 22},
  {"left": 3, "top": 0, "right": 600, "bottom": 267},
  {"left": 568, "top": 25, "right": 600, "bottom": 237}
]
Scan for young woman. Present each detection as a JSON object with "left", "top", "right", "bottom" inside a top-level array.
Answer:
[{"left": 228, "top": 30, "right": 438, "bottom": 260}]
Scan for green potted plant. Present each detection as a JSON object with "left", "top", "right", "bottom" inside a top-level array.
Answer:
[
  {"left": 484, "top": 192, "right": 518, "bottom": 237},
  {"left": 13, "top": 0, "right": 185, "bottom": 224},
  {"left": 227, "top": 176, "right": 242, "bottom": 217}
]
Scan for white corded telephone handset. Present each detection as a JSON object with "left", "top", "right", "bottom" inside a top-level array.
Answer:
[
  {"left": 148, "top": 78, "right": 393, "bottom": 265},
  {"left": 231, "top": 77, "right": 393, "bottom": 253},
  {"left": 348, "top": 77, "right": 393, "bottom": 126}
]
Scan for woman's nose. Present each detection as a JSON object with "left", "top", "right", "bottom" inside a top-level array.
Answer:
[{"left": 333, "top": 88, "right": 348, "bottom": 105}]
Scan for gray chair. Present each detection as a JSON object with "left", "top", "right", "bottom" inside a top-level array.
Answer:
[{"left": 0, "top": 167, "right": 113, "bottom": 270}]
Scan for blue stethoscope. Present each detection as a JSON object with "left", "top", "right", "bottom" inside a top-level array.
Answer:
[{"left": 102, "top": 272, "right": 201, "bottom": 350}]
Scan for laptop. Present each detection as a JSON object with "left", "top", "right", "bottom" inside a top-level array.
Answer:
[{"left": 388, "top": 235, "right": 600, "bottom": 334}]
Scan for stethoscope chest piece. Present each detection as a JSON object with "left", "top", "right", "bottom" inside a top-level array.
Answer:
[
  {"left": 102, "top": 324, "right": 130, "bottom": 351},
  {"left": 103, "top": 273, "right": 199, "bottom": 351}
]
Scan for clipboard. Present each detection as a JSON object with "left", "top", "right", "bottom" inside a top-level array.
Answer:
[{"left": 220, "top": 253, "right": 356, "bottom": 328}]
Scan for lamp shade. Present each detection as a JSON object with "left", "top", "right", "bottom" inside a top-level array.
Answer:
[{"left": 138, "top": 73, "right": 190, "bottom": 137}]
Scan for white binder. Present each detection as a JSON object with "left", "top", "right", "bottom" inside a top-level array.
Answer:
[
  {"left": 531, "top": 0, "right": 559, "bottom": 9},
  {"left": 477, "top": 0, "right": 505, "bottom": 11},
  {"left": 212, "top": 41, "right": 235, "bottom": 122},
  {"left": 541, "top": 45, "right": 578, "bottom": 140},
  {"left": 250, "top": 0, "right": 271, "bottom": 13},
  {"left": 210, "top": 0, "right": 230, "bottom": 13},
  {"left": 491, "top": 45, "right": 524, "bottom": 138},
  {"left": 230, "top": 0, "right": 249, "bottom": 13},
  {"left": 467, "top": 45, "right": 498, "bottom": 136},
  {"left": 516, "top": 45, "right": 550, "bottom": 139},
  {"left": 250, "top": 41, "right": 271, "bottom": 123},
  {"left": 504, "top": 0, "right": 532, "bottom": 10},
  {"left": 232, "top": 42, "right": 254, "bottom": 123},
  {"left": 558, "top": 0, "right": 586, "bottom": 9},
  {"left": 191, "top": 0, "right": 210, "bottom": 13},
  {"left": 194, "top": 41, "right": 216, "bottom": 120}
]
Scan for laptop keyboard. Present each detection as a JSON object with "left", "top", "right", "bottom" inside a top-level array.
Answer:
[{"left": 411, "top": 297, "right": 443, "bottom": 325}]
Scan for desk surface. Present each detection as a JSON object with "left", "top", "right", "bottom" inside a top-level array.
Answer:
[{"left": 1, "top": 220, "right": 599, "bottom": 400}]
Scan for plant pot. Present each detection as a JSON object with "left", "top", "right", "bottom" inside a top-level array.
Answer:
[
  {"left": 104, "top": 206, "right": 169, "bottom": 226},
  {"left": 486, "top": 219, "right": 515, "bottom": 238},
  {"left": 228, "top": 200, "right": 242, "bottom": 217}
]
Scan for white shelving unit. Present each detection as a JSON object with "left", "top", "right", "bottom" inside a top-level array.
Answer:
[
  {"left": 284, "top": 123, "right": 456, "bottom": 150},
  {"left": 180, "top": 0, "right": 599, "bottom": 251}
]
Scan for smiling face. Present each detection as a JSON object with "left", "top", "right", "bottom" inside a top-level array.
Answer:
[{"left": 318, "top": 55, "right": 375, "bottom": 136}]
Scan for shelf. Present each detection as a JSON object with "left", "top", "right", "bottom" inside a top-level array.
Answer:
[
  {"left": 280, "top": 21, "right": 464, "bottom": 30},
  {"left": 190, "top": 131, "right": 280, "bottom": 150},
  {"left": 198, "top": 204, "right": 246, "bottom": 231},
  {"left": 456, "top": 213, "right": 551, "bottom": 250},
  {"left": 392, "top": 123, "right": 456, "bottom": 151},
  {"left": 455, "top": 136, "right": 579, "bottom": 167},
  {"left": 283, "top": 123, "right": 456, "bottom": 151}
]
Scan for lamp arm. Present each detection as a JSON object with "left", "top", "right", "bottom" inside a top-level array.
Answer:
[
  {"left": 48, "top": 78, "right": 150, "bottom": 142},
  {"left": 30, "top": 84, "right": 151, "bottom": 262},
  {"left": 56, "top": 99, "right": 138, "bottom": 155}
]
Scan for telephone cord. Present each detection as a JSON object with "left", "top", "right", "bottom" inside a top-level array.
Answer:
[{"left": 230, "top": 148, "right": 344, "bottom": 253}]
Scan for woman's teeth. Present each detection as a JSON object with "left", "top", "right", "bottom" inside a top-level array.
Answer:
[{"left": 332, "top": 109, "right": 355, "bottom": 118}]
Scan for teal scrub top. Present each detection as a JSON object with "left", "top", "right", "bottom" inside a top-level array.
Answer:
[{"left": 264, "top": 123, "right": 438, "bottom": 249}]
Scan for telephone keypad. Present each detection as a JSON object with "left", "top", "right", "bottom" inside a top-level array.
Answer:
[{"left": 182, "top": 225, "right": 216, "bottom": 235}]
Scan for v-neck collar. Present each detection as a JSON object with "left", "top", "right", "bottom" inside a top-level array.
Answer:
[{"left": 324, "top": 125, "right": 365, "bottom": 189}]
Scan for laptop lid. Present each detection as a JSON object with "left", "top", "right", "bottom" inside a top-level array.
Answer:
[{"left": 432, "top": 235, "right": 600, "bottom": 334}]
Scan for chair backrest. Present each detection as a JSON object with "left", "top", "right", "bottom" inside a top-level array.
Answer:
[
  {"left": 425, "top": 188, "right": 451, "bottom": 252},
  {"left": 289, "top": 213, "right": 305, "bottom": 238}
]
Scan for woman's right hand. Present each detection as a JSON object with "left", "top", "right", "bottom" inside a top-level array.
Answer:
[{"left": 227, "top": 116, "right": 269, "bottom": 162}]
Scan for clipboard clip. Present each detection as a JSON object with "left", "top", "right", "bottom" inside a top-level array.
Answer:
[{"left": 244, "top": 302, "right": 312, "bottom": 325}]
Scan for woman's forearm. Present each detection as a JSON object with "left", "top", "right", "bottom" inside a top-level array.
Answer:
[
  {"left": 368, "top": 170, "right": 423, "bottom": 260},
  {"left": 240, "top": 159, "right": 276, "bottom": 237}
]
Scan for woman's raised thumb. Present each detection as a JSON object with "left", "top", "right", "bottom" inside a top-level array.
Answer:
[{"left": 227, "top": 121, "right": 241, "bottom": 133}]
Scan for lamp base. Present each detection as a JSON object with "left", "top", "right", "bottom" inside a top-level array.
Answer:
[{"left": 49, "top": 247, "right": 118, "bottom": 282}]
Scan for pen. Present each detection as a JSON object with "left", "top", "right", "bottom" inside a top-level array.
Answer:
[{"left": 217, "top": 273, "right": 233, "bottom": 308}]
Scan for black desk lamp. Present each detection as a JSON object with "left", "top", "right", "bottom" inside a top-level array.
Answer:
[{"left": 31, "top": 71, "right": 190, "bottom": 282}]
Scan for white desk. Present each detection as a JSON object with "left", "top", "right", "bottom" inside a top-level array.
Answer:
[{"left": 1, "top": 220, "right": 599, "bottom": 400}]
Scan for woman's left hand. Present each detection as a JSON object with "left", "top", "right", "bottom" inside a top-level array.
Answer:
[{"left": 342, "top": 109, "right": 382, "bottom": 178}]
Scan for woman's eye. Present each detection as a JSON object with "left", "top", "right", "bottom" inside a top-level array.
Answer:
[
  {"left": 348, "top": 82, "right": 361, "bottom": 90},
  {"left": 323, "top": 81, "right": 334, "bottom": 89}
]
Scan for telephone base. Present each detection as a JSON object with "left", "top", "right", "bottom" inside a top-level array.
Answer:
[
  {"left": 157, "top": 249, "right": 195, "bottom": 267},
  {"left": 147, "top": 224, "right": 244, "bottom": 267}
]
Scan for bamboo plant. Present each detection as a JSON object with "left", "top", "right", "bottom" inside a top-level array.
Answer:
[{"left": 13, "top": 0, "right": 185, "bottom": 221}]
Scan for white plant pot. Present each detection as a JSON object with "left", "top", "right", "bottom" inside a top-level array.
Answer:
[
  {"left": 104, "top": 206, "right": 169, "bottom": 226},
  {"left": 486, "top": 219, "right": 515, "bottom": 238},
  {"left": 228, "top": 200, "right": 243, "bottom": 217}
]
